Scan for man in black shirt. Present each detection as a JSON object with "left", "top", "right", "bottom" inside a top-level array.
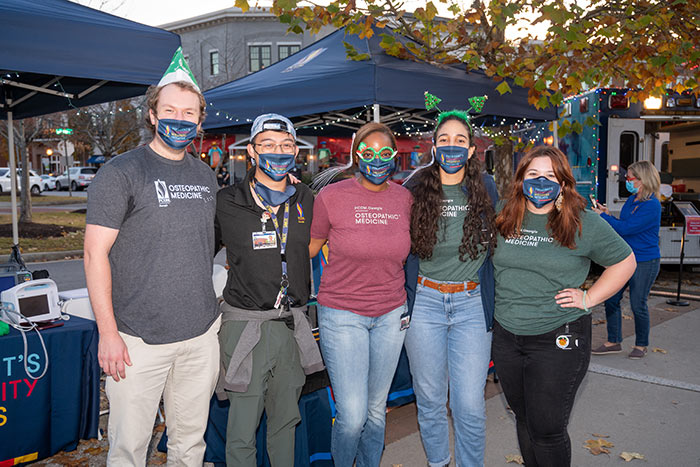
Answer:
[{"left": 215, "top": 113, "right": 323, "bottom": 467}]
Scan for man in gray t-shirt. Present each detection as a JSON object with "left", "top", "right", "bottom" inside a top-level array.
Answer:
[{"left": 85, "top": 75, "right": 220, "bottom": 466}]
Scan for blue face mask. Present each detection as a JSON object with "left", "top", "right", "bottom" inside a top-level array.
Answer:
[
  {"left": 625, "top": 180, "right": 639, "bottom": 194},
  {"left": 156, "top": 118, "right": 198, "bottom": 150},
  {"left": 257, "top": 153, "right": 296, "bottom": 181},
  {"left": 523, "top": 176, "right": 561, "bottom": 208},
  {"left": 358, "top": 157, "right": 396, "bottom": 185},
  {"left": 254, "top": 180, "right": 296, "bottom": 206},
  {"left": 435, "top": 145, "right": 470, "bottom": 174}
]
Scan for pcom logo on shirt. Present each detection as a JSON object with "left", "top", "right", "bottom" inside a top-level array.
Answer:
[{"left": 155, "top": 179, "right": 170, "bottom": 207}]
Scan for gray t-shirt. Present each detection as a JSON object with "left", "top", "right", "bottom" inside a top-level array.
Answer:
[{"left": 86, "top": 145, "right": 219, "bottom": 344}]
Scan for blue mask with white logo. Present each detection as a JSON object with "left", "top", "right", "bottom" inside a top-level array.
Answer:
[
  {"left": 625, "top": 180, "right": 639, "bottom": 194},
  {"left": 254, "top": 180, "right": 296, "bottom": 207},
  {"left": 435, "top": 146, "right": 470, "bottom": 174},
  {"left": 358, "top": 157, "right": 396, "bottom": 185},
  {"left": 257, "top": 153, "right": 296, "bottom": 181},
  {"left": 157, "top": 119, "right": 198, "bottom": 150},
  {"left": 523, "top": 176, "right": 561, "bottom": 208}
]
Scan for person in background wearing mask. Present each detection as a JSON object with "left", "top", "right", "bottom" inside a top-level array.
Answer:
[
  {"left": 309, "top": 122, "right": 412, "bottom": 466},
  {"left": 403, "top": 109, "right": 498, "bottom": 467},
  {"left": 592, "top": 160, "right": 662, "bottom": 359},
  {"left": 84, "top": 50, "right": 221, "bottom": 465},
  {"left": 215, "top": 113, "right": 324, "bottom": 466},
  {"left": 491, "top": 146, "right": 636, "bottom": 467}
]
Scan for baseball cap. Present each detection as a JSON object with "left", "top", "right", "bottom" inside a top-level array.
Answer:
[{"left": 250, "top": 113, "right": 296, "bottom": 141}]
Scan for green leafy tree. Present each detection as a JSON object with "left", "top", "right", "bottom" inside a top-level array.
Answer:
[{"left": 247, "top": 0, "right": 699, "bottom": 108}]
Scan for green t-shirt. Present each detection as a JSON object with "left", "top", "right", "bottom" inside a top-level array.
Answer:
[
  {"left": 418, "top": 183, "right": 486, "bottom": 282},
  {"left": 493, "top": 209, "right": 632, "bottom": 335}
]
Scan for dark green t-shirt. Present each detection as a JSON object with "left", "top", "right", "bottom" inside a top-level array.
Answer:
[
  {"left": 493, "top": 209, "right": 632, "bottom": 335},
  {"left": 418, "top": 183, "right": 486, "bottom": 282}
]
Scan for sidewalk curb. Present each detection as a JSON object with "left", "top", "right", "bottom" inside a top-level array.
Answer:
[{"left": 0, "top": 250, "right": 84, "bottom": 263}]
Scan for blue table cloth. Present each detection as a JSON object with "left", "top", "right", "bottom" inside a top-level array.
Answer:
[{"left": 0, "top": 316, "right": 100, "bottom": 465}]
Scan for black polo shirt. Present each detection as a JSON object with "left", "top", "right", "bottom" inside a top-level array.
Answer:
[{"left": 215, "top": 169, "right": 313, "bottom": 310}]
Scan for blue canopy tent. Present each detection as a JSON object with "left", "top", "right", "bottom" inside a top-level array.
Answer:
[
  {"left": 1, "top": 0, "right": 180, "bottom": 244},
  {"left": 203, "top": 27, "right": 555, "bottom": 135}
]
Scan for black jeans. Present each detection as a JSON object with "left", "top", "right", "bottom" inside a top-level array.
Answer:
[{"left": 492, "top": 314, "right": 591, "bottom": 467}]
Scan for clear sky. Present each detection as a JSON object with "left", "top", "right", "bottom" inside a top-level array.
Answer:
[
  {"left": 72, "top": 0, "right": 460, "bottom": 27},
  {"left": 71, "top": 0, "right": 545, "bottom": 38}
]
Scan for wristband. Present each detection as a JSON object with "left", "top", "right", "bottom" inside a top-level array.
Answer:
[{"left": 582, "top": 290, "right": 589, "bottom": 312}]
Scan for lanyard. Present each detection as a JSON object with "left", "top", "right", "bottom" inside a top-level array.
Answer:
[{"left": 252, "top": 183, "right": 291, "bottom": 310}]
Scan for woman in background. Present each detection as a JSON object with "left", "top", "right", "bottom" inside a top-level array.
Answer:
[{"left": 592, "top": 160, "right": 661, "bottom": 359}]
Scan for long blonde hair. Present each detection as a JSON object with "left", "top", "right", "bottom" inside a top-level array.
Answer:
[{"left": 628, "top": 161, "right": 660, "bottom": 201}]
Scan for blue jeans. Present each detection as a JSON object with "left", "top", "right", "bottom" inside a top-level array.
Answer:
[
  {"left": 404, "top": 282, "right": 492, "bottom": 467},
  {"left": 318, "top": 303, "right": 407, "bottom": 467},
  {"left": 605, "top": 258, "right": 660, "bottom": 347}
]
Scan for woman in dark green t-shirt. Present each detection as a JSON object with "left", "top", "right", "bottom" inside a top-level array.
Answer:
[
  {"left": 404, "top": 112, "right": 498, "bottom": 467},
  {"left": 492, "top": 146, "right": 635, "bottom": 467}
]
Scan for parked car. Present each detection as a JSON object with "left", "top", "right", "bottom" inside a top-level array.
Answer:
[
  {"left": 0, "top": 168, "right": 43, "bottom": 195},
  {"left": 55, "top": 167, "right": 98, "bottom": 191},
  {"left": 40, "top": 174, "right": 57, "bottom": 191}
]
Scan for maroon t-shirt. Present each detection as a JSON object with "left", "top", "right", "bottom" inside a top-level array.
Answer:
[{"left": 311, "top": 178, "right": 412, "bottom": 317}]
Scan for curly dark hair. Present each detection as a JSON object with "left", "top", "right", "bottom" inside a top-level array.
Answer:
[{"left": 410, "top": 115, "right": 497, "bottom": 261}]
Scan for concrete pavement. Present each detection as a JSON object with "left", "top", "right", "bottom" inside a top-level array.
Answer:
[{"left": 381, "top": 297, "right": 700, "bottom": 466}]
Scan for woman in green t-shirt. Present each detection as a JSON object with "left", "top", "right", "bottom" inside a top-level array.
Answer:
[
  {"left": 404, "top": 112, "right": 498, "bottom": 467},
  {"left": 492, "top": 146, "right": 636, "bottom": 466}
]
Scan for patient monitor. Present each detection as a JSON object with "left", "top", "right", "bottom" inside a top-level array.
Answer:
[{"left": 1, "top": 279, "right": 61, "bottom": 324}]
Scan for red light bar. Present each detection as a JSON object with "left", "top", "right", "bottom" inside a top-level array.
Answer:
[{"left": 609, "top": 94, "right": 629, "bottom": 109}]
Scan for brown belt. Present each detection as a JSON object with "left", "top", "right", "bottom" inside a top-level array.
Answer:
[{"left": 418, "top": 276, "right": 479, "bottom": 293}]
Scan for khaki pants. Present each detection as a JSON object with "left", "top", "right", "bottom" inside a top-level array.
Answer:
[
  {"left": 220, "top": 320, "right": 306, "bottom": 467},
  {"left": 105, "top": 317, "right": 221, "bottom": 467}
]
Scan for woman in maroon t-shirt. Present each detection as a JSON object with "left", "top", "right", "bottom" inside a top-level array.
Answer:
[{"left": 310, "top": 122, "right": 412, "bottom": 467}]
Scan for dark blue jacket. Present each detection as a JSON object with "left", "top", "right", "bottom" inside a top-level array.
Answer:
[
  {"left": 403, "top": 172, "right": 499, "bottom": 331},
  {"left": 601, "top": 194, "right": 661, "bottom": 262}
]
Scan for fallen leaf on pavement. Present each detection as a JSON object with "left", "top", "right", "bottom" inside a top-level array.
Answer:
[
  {"left": 584, "top": 438, "right": 614, "bottom": 455},
  {"left": 392, "top": 464, "right": 403, "bottom": 467},
  {"left": 622, "top": 314, "right": 633, "bottom": 320},
  {"left": 672, "top": 400, "right": 679, "bottom": 405},
  {"left": 151, "top": 452, "right": 167, "bottom": 465},
  {"left": 664, "top": 307, "right": 681, "bottom": 312},
  {"left": 592, "top": 319, "right": 606, "bottom": 325},
  {"left": 83, "top": 446, "right": 105, "bottom": 455},
  {"left": 620, "top": 451, "right": 645, "bottom": 461},
  {"left": 591, "top": 433, "right": 610, "bottom": 438},
  {"left": 653, "top": 347, "right": 667, "bottom": 354},
  {"left": 154, "top": 423, "right": 165, "bottom": 432},
  {"left": 505, "top": 454, "right": 524, "bottom": 464}
]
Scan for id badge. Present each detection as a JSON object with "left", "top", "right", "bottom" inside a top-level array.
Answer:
[{"left": 252, "top": 231, "right": 277, "bottom": 250}]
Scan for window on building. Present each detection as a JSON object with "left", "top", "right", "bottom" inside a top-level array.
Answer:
[
  {"left": 278, "top": 44, "right": 301, "bottom": 60},
  {"left": 210, "top": 51, "right": 219, "bottom": 75},
  {"left": 661, "top": 141, "right": 669, "bottom": 173},
  {"left": 619, "top": 131, "right": 639, "bottom": 197},
  {"left": 249, "top": 45, "right": 271, "bottom": 72}
]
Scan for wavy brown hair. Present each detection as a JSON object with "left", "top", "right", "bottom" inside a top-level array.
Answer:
[
  {"left": 410, "top": 115, "right": 497, "bottom": 261},
  {"left": 495, "top": 146, "right": 586, "bottom": 249}
]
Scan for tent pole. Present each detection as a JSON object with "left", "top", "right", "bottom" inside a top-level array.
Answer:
[
  {"left": 7, "top": 109, "right": 19, "bottom": 245},
  {"left": 373, "top": 104, "right": 380, "bottom": 123}
]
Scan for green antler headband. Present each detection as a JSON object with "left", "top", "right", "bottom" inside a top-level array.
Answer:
[{"left": 424, "top": 91, "right": 489, "bottom": 129}]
